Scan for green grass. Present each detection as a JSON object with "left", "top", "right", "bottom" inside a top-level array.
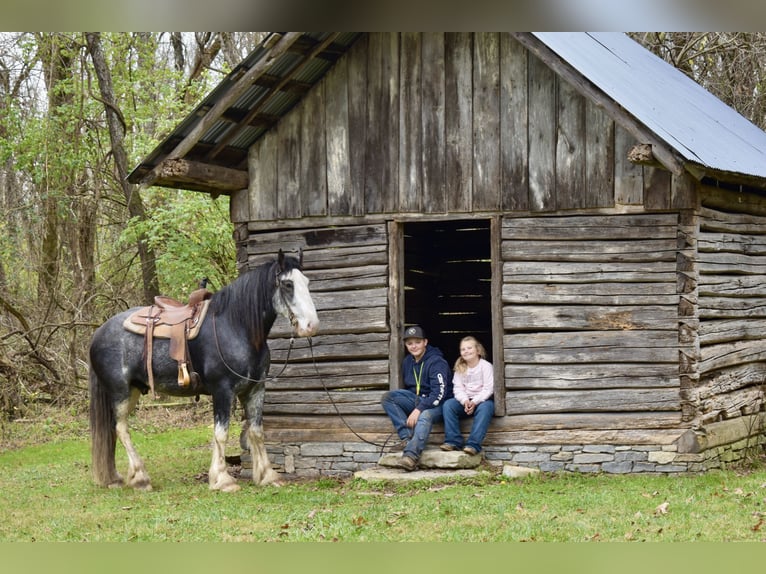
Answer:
[{"left": 1, "top": 417, "right": 765, "bottom": 542}]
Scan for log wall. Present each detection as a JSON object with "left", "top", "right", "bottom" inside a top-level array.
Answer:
[
  {"left": 696, "top": 189, "right": 766, "bottom": 424},
  {"left": 501, "top": 213, "right": 683, "bottom": 425}
]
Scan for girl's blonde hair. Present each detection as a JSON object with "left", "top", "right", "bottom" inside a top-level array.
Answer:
[{"left": 453, "top": 336, "right": 486, "bottom": 373}]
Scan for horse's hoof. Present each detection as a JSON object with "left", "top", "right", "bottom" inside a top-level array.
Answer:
[{"left": 210, "top": 481, "right": 241, "bottom": 493}]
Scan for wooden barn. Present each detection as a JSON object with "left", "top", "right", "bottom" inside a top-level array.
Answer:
[{"left": 129, "top": 32, "right": 766, "bottom": 475}]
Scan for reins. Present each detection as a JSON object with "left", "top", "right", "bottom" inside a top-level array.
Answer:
[
  {"left": 306, "top": 337, "right": 398, "bottom": 453},
  {"left": 211, "top": 312, "right": 294, "bottom": 384}
]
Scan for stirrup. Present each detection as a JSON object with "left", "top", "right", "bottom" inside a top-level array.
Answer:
[{"left": 178, "top": 362, "right": 191, "bottom": 386}]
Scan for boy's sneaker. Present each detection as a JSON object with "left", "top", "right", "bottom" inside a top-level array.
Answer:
[
  {"left": 400, "top": 455, "right": 418, "bottom": 471},
  {"left": 440, "top": 443, "right": 458, "bottom": 451},
  {"left": 463, "top": 446, "right": 478, "bottom": 456}
]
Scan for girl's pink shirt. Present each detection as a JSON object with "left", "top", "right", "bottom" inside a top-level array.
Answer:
[{"left": 453, "top": 358, "right": 494, "bottom": 405}]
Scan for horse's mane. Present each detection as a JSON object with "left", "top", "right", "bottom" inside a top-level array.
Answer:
[{"left": 209, "top": 254, "right": 302, "bottom": 350}]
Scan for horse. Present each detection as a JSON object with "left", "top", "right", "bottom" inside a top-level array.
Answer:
[{"left": 88, "top": 250, "right": 319, "bottom": 492}]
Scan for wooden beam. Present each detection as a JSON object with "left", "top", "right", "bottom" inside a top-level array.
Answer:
[{"left": 154, "top": 158, "right": 248, "bottom": 194}]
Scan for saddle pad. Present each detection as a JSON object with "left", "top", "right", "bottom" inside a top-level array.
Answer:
[{"left": 122, "top": 299, "right": 211, "bottom": 340}]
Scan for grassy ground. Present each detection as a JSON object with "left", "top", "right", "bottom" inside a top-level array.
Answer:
[{"left": 1, "top": 401, "right": 766, "bottom": 543}]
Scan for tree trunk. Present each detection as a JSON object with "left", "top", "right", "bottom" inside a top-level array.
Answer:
[{"left": 86, "top": 32, "right": 159, "bottom": 302}]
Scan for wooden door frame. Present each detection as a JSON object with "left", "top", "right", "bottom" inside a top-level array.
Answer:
[{"left": 387, "top": 216, "right": 506, "bottom": 416}]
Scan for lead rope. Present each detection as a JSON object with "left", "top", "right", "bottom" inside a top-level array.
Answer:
[
  {"left": 212, "top": 313, "right": 294, "bottom": 384},
  {"left": 306, "top": 336, "right": 397, "bottom": 454}
]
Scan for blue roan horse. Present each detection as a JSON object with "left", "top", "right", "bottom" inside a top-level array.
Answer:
[{"left": 88, "top": 251, "right": 319, "bottom": 492}]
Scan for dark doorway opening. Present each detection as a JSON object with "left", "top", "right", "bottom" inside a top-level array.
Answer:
[{"left": 402, "top": 219, "right": 492, "bottom": 366}]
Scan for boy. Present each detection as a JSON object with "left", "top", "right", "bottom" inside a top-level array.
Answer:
[{"left": 381, "top": 325, "right": 453, "bottom": 470}]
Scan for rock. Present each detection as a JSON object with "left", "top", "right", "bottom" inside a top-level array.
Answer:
[
  {"left": 502, "top": 464, "right": 540, "bottom": 478},
  {"left": 378, "top": 448, "right": 482, "bottom": 470},
  {"left": 354, "top": 467, "right": 481, "bottom": 481}
]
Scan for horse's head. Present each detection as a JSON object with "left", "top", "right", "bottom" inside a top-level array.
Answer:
[{"left": 273, "top": 249, "right": 319, "bottom": 337}]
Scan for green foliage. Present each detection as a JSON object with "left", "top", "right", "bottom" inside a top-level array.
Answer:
[{"left": 120, "top": 188, "right": 236, "bottom": 299}]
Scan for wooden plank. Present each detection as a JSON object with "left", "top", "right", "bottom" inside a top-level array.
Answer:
[
  {"left": 699, "top": 276, "right": 766, "bottom": 300},
  {"left": 614, "top": 124, "right": 643, "bottom": 205},
  {"left": 347, "top": 35, "right": 367, "bottom": 217},
  {"left": 504, "top": 304, "right": 677, "bottom": 331},
  {"left": 271, "top": 307, "right": 387, "bottom": 338},
  {"left": 505, "top": 388, "right": 680, "bottom": 414},
  {"left": 644, "top": 165, "right": 672, "bottom": 210},
  {"left": 698, "top": 251, "right": 766, "bottom": 275},
  {"left": 502, "top": 213, "right": 678, "bottom": 240},
  {"left": 500, "top": 33, "right": 529, "bottom": 211},
  {"left": 527, "top": 52, "right": 556, "bottom": 211},
  {"left": 503, "top": 260, "right": 676, "bottom": 283},
  {"left": 671, "top": 172, "right": 697, "bottom": 209},
  {"left": 325, "top": 56, "right": 352, "bottom": 216},
  {"left": 502, "top": 238, "right": 677, "bottom": 262},
  {"left": 422, "top": 32, "right": 447, "bottom": 213},
  {"left": 246, "top": 224, "right": 386, "bottom": 252},
  {"left": 248, "top": 131, "right": 278, "bottom": 220},
  {"left": 300, "top": 80, "right": 327, "bottom": 217},
  {"left": 585, "top": 97, "right": 614, "bottom": 207},
  {"left": 398, "top": 32, "right": 422, "bottom": 212},
  {"left": 699, "top": 339, "right": 766, "bottom": 374},
  {"left": 555, "top": 79, "right": 585, "bottom": 209},
  {"left": 307, "top": 264, "right": 387, "bottom": 291},
  {"left": 276, "top": 106, "right": 301, "bottom": 219},
  {"left": 698, "top": 232, "right": 766, "bottom": 256},
  {"left": 445, "top": 32, "right": 473, "bottom": 212},
  {"left": 472, "top": 32, "right": 501, "bottom": 211},
  {"left": 364, "top": 33, "right": 399, "bottom": 214},
  {"left": 268, "top": 332, "right": 390, "bottom": 362},
  {"left": 502, "top": 281, "right": 678, "bottom": 305},
  {"left": 264, "top": 389, "right": 386, "bottom": 415},
  {"left": 263, "top": 412, "right": 683, "bottom": 435},
  {"left": 698, "top": 296, "right": 766, "bottom": 319},
  {"left": 506, "top": 362, "right": 678, "bottom": 389},
  {"left": 504, "top": 330, "right": 678, "bottom": 363}
]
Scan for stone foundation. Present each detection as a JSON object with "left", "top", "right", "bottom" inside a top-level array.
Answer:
[{"left": 240, "top": 414, "right": 766, "bottom": 478}]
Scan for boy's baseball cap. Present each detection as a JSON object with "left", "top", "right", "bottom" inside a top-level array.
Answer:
[{"left": 402, "top": 325, "right": 426, "bottom": 340}]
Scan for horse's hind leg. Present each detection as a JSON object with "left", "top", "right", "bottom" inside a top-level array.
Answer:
[
  {"left": 115, "top": 387, "right": 152, "bottom": 491},
  {"left": 242, "top": 382, "right": 281, "bottom": 486}
]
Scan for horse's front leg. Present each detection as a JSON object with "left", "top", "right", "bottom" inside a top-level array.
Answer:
[
  {"left": 208, "top": 390, "right": 240, "bottom": 492},
  {"left": 241, "top": 381, "right": 281, "bottom": 486}
]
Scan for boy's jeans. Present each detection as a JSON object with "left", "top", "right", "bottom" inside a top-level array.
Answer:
[{"left": 381, "top": 389, "right": 444, "bottom": 460}]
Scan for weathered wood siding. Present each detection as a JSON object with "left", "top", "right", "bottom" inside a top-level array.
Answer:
[
  {"left": 235, "top": 33, "right": 678, "bottom": 226},
  {"left": 695, "top": 188, "right": 766, "bottom": 424},
  {"left": 501, "top": 213, "right": 683, "bottom": 429},
  {"left": 242, "top": 224, "right": 395, "bottom": 441}
]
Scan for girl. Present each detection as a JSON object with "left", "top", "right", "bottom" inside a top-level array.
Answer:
[{"left": 440, "top": 336, "right": 494, "bottom": 455}]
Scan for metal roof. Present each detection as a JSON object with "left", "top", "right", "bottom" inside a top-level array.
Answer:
[
  {"left": 130, "top": 32, "right": 766, "bottom": 194},
  {"left": 531, "top": 32, "right": 766, "bottom": 185},
  {"left": 127, "top": 32, "right": 362, "bottom": 194}
]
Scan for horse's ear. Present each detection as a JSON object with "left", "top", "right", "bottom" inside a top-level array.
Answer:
[
  {"left": 298, "top": 247, "right": 303, "bottom": 267},
  {"left": 277, "top": 249, "right": 285, "bottom": 271}
]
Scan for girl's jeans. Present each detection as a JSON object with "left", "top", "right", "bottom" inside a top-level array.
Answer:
[{"left": 442, "top": 397, "right": 494, "bottom": 453}]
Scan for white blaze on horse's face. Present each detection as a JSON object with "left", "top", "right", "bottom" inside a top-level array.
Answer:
[{"left": 274, "top": 268, "right": 319, "bottom": 337}]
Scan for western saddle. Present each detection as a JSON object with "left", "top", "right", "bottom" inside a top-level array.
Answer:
[{"left": 123, "top": 287, "right": 212, "bottom": 398}]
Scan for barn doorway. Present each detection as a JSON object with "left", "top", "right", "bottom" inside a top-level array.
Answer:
[{"left": 402, "top": 219, "right": 493, "bottom": 367}]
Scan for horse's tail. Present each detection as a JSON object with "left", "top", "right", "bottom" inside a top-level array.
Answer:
[{"left": 89, "top": 365, "right": 118, "bottom": 487}]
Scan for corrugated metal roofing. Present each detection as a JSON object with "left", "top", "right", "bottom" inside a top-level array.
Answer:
[{"left": 533, "top": 32, "right": 766, "bottom": 182}]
